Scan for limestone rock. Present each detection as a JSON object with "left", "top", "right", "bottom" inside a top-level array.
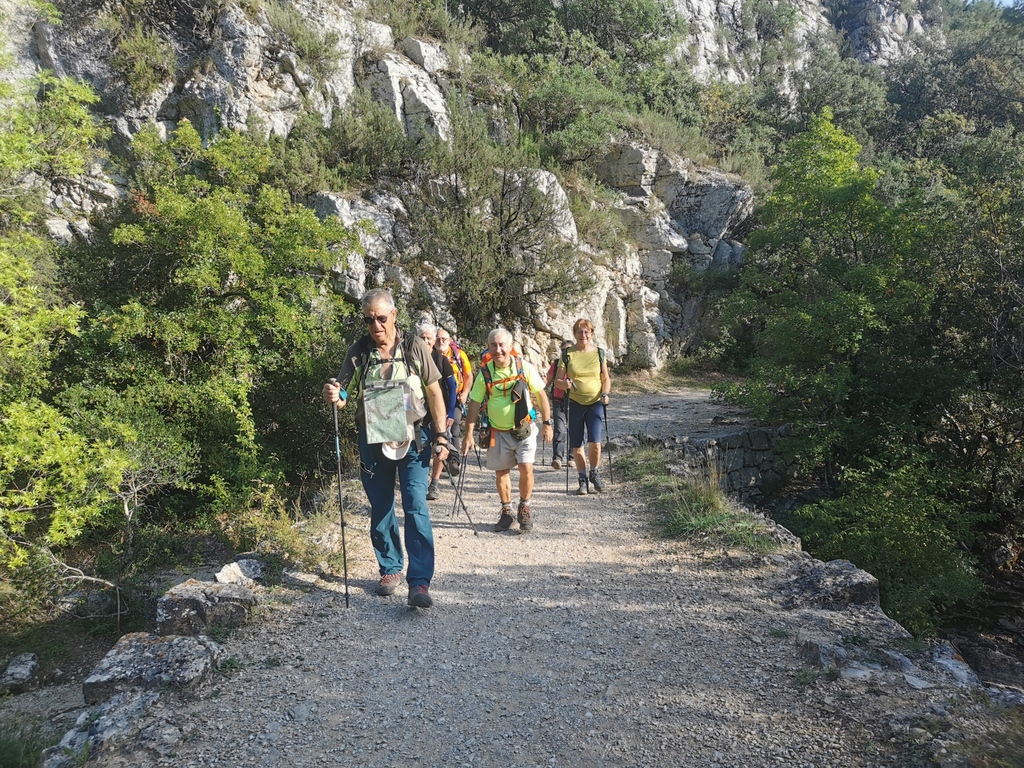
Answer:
[
  {"left": 41, "top": 690, "right": 161, "bottom": 768},
  {"left": 654, "top": 154, "right": 753, "bottom": 240},
  {"left": 215, "top": 558, "right": 265, "bottom": 587},
  {"left": 155, "top": 578, "right": 257, "bottom": 636},
  {"left": 1, "top": 652, "right": 39, "bottom": 694},
  {"left": 82, "top": 633, "right": 223, "bottom": 705},
  {"left": 782, "top": 559, "right": 880, "bottom": 609},
  {"left": 359, "top": 52, "right": 451, "bottom": 141},
  {"left": 597, "top": 142, "right": 659, "bottom": 195},
  {"left": 402, "top": 37, "right": 451, "bottom": 73}
]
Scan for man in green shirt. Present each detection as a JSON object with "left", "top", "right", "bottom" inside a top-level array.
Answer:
[{"left": 461, "top": 328, "right": 554, "bottom": 533}]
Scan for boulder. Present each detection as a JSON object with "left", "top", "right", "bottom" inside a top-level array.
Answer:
[
  {"left": 402, "top": 37, "right": 451, "bottom": 73},
  {"left": 82, "top": 633, "right": 224, "bottom": 705},
  {"left": 781, "top": 559, "right": 880, "bottom": 610},
  {"left": 155, "top": 578, "right": 257, "bottom": 636},
  {"left": 215, "top": 558, "right": 265, "bottom": 587},
  {"left": 42, "top": 690, "right": 161, "bottom": 768},
  {"left": 1, "top": 652, "right": 39, "bottom": 694}
]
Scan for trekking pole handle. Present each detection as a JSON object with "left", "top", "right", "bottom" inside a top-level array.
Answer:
[{"left": 328, "top": 378, "right": 347, "bottom": 403}]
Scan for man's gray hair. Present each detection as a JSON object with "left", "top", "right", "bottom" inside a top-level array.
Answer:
[
  {"left": 361, "top": 288, "right": 395, "bottom": 312},
  {"left": 415, "top": 321, "right": 437, "bottom": 337},
  {"left": 488, "top": 327, "right": 512, "bottom": 345}
]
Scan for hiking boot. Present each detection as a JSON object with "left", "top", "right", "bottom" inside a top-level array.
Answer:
[
  {"left": 576, "top": 476, "right": 589, "bottom": 496},
  {"left": 375, "top": 572, "right": 402, "bottom": 596},
  {"left": 551, "top": 459, "right": 561, "bottom": 470},
  {"left": 494, "top": 508, "right": 515, "bottom": 532},
  {"left": 426, "top": 480, "right": 440, "bottom": 500},
  {"left": 517, "top": 502, "right": 533, "bottom": 533},
  {"left": 408, "top": 584, "right": 433, "bottom": 608},
  {"left": 589, "top": 469, "right": 605, "bottom": 493}
]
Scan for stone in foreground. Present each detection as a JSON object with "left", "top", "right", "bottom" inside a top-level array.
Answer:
[
  {"left": 82, "top": 632, "right": 224, "bottom": 705},
  {"left": 156, "top": 578, "right": 257, "bottom": 635}
]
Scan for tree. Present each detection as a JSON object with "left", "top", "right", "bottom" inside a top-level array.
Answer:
[
  {"left": 406, "top": 106, "right": 593, "bottom": 337},
  {"left": 60, "top": 121, "right": 357, "bottom": 513}
]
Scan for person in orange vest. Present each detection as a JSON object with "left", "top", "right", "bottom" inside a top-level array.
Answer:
[
  {"left": 544, "top": 340, "right": 574, "bottom": 470},
  {"left": 435, "top": 326, "right": 473, "bottom": 474}
]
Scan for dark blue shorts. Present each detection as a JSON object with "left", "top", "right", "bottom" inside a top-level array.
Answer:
[{"left": 568, "top": 400, "right": 604, "bottom": 449}]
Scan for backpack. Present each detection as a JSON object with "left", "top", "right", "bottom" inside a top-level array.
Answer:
[
  {"left": 446, "top": 339, "right": 471, "bottom": 391},
  {"left": 478, "top": 348, "right": 535, "bottom": 440}
]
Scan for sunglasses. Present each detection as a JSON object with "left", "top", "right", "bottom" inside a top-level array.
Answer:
[{"left": 363, "top": 313, "right": 391, "bottom": 326}]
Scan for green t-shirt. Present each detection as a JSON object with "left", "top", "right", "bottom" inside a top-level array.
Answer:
[{"left": 469, "top": 358, "right": 545, "bottom": 431}]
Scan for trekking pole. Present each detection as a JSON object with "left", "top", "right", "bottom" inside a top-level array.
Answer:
[
  {"left": 329, "top": 379, "right": 350, "bottom": 609},
  {"left": 445, "top": 454, "right": 478, "bottom": 535},
  {"left": 604, "top": 400, "right": 613, "bottom": 486},
  {"left": 449, "top": 450, "right": 467, "bottom": 520},
  {"left": 565, "top": 396, "right": 571, "bottom": 495}
]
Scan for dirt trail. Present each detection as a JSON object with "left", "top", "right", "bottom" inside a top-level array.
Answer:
[
  {"left": 90, "top": 385, "right": 955, "bottom": 768},
  {"left": 7, "top": 384, "right": 984, "bottom": 767}
]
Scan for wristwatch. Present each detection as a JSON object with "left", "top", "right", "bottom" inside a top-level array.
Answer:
[{"left": 543, "top": 419, "right": 553, "bottom": 425}]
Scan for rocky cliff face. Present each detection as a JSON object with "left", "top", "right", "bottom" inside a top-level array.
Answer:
[
  {"left": 0, "top": 0, "right": 929, "bottom": 369},
  {"left": 673, "top": 0, "right": 936, "bottom": 84}
]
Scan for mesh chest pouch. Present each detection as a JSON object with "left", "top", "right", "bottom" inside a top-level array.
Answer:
[{"left": 363, "top": 374, "right": 428, "bottom": 446}]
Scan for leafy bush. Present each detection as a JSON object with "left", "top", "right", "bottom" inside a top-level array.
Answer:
[
  {"left": 790, "top": 458, "right": 985, "bottom": 633},
  {"left": 108, "top": 21, "right": 177, "bottom": 98}
]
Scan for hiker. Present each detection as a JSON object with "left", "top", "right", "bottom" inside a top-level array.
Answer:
[
  {"left": 555, "top": 318, "right": 612, "bottom": 495},
  {"left": 461, "top": 328, "right": 554, "bottom": 533},
  {"left": 415, "top": 321, "right": 458, "bottom": 501},
  {"left": 321, "top": 289, "right": 451, "bottom": 608},
  {"left": 436, "top": 326, "right": 473, "bottom": 475},
  {"left": 544, "top": 340, "right": 574, "bottom": 470}
]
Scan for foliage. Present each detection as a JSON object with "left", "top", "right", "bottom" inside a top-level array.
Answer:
[
  {"left": 791, "top": 456, "right": 984, "bottom": 633},
  {"left": 59, "top": 121, "right": 357, "bottom": 517},
  {"left": 0, "top": 714, "right": 57, "bottom": 768},
  {"left": 405, "top": 104, "right": 593, "bottom": 337},
  {"left": 108, "top": 21, "right": 177, "bottom": 98},
  {"left": 613, "top": 447, "right": 778, "bottom": 552},
  {"left": 264, "top": 0, "right": 341, "bottom": 80}
]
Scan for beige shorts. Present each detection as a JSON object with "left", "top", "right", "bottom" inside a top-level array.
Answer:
[{"left": 486, "top": 423, "right": 538, "bottom": 471}]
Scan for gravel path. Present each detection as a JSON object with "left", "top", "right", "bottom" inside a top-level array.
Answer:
[{"left": 99, "top": 384, "right": 948, "bottom": 768}]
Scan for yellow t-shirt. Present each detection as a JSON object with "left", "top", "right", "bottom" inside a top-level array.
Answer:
[
  {"left": 565, "top": 348, "right": 602, "bottom": 406},
  {"left": 469, "top": 358, "right": 545, "bottom": 430}
]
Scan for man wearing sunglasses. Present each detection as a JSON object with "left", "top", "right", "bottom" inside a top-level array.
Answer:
[{"left": 322, "top": 289, "right": 450, "bottom": 608}]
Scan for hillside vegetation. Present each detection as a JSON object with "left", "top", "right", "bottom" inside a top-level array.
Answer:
[{"left": 2, "top": 0, "right": 1024, "bottom": 637}]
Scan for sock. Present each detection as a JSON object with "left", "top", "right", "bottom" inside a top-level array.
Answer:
[
  {"left": 519, "top": 498, "right": 529, "bottom": 506},
  {"left": 502, "top": 501, "right": 513, "bottom": 511},
  {"left": 578, "top": 471, "right": 587, "bottom": 481}
]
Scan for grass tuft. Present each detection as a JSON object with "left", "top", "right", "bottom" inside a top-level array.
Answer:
[{"left": 614, "top": 447, "right": 778, "bottom": 553}]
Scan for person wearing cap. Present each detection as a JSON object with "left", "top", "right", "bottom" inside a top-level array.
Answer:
[{"left": 322, "top": 289, "right": 450, "bottom": 608}]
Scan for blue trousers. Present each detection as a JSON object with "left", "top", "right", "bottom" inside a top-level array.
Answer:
[{"left": 358, "top": 427, "right": 435, "bottom": 587}]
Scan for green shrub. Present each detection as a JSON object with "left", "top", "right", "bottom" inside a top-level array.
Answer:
[
  {"left": 109, "top": 22, "right": 176, "bottom": 98},
  {"left": 790, "top": 459, "right": 985, "bottom": 633},
  {"left": 614, "top": 447, "right": 778, "bottom": 551},
  {"left": 265, "top": 0, "right": 341, "bottom": 80}
]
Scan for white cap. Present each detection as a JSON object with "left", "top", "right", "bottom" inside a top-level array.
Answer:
[{"left": 382, "top": 440, "right": 411, "bottom": 460}]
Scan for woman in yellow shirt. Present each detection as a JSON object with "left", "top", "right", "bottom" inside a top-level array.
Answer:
[{"left": 556, "top": 318, "right": 612, "bottom": 494}]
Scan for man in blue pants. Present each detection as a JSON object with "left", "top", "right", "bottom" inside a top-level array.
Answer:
[{"left": 322, "top": 289, "right": 451, "bottom": 608}]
